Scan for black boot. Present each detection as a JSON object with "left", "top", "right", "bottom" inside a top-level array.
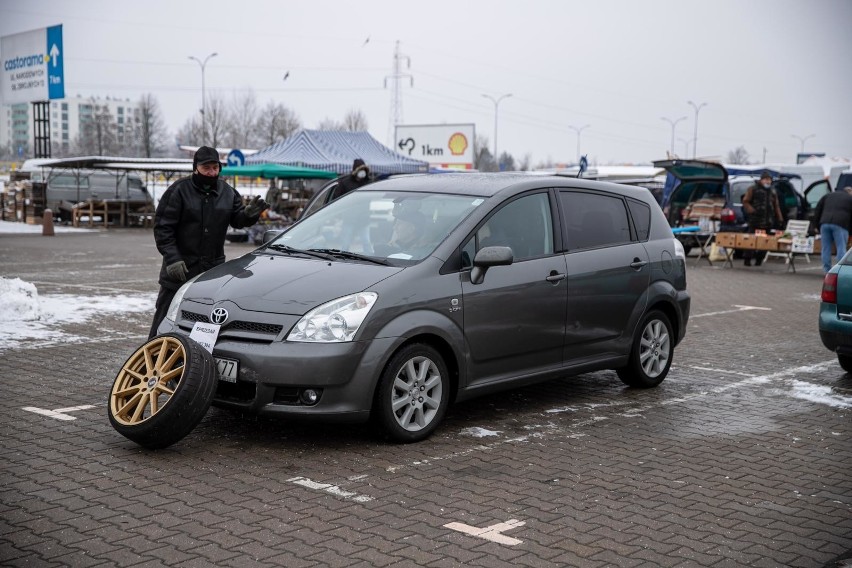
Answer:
[{"left": 744, "top": 259, "right": 752, "bottom": 267}]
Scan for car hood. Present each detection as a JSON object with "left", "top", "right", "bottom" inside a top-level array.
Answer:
[{"left": 186, "top": 253, "right": 402, "bottom": 315}]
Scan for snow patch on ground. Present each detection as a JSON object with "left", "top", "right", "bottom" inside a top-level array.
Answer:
[
  {"left": 0, "top": 220, "right": 96, "bottom": 234},
  {"left": 789, "top": 380, "right": 852, "bottom": 409},
  {"left": 0, "top": 277, "right": 155, "bottom": 350},
  {"left": 459, "top": 427, "right": 502, "bottom": 438}
]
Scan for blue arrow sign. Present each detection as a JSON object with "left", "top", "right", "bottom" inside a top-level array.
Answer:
[
  {"left": 46, "top": 25, "right": 64, "bottom": 100},
  {"left": 227, "top": 149, "right": 245, "bottom": 167}
]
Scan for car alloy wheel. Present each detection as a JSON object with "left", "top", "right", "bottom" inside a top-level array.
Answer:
[
  {"left": 108, "top": 333, "right": 217, "bottom": 449},
  {"left": 376, "top": 343, "right": 450, "bottom": 443},
  {"left": 617, "top": 310, "right": 673, "bottom": 388}
]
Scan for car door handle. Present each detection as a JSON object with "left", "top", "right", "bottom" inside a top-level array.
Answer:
[
  {"left": 546, "top": 271, "right": 566, "bottom": 283},
  {"left": 629, "top": 258, "right": 649, "bottom": 270},
  {"left": 839, "top": 312, "right": 852, "bottom": 321}
]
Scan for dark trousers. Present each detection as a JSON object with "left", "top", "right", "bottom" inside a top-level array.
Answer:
[
  {"left": 148, "top": 286, "right": 178, "bottom": 339},
  {"left": 743, "top": 226, "right": 769, "bottom": 264}
]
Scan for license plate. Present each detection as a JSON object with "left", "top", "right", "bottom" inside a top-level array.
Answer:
[{"left": 215, "top": 357, "right": 239, "bottom": 383}]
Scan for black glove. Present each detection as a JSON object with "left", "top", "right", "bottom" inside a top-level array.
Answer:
[
  {"left": 245, "top": 195, "right": 269, "bottom": 218},
  {"left": 166, "top": 260, "right": 188, "bottom": 282}
]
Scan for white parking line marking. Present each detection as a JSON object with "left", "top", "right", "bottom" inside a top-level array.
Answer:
[
  {"left": 21, "top": 405, "right": 96, "bottom": 421},
  {"left": 287, "top": 476, "right": 373, "bottom": 502},
  {"left": 444, "top": 519, "right": 525, "bottom": 545},
  {"left": 691, "top": 305, "right": 771, "bottom": 318}
]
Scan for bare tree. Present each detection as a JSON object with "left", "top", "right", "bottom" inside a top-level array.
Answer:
[
  {"left": 204, "top": 93, "right": 228, "bottom": 147},
  {"left": 74, "top": 98, "right": 118, "bottom": 156},
  {"left": 497, "top": 151, "right": 516, "bottom": 172},
  {"left": 342, "top": 108, "right": 369, "bottom": 132},
  {"left": 473, "top": 134, "right": 495, "bottom": 171},
  {"left": 726, "top": 145, "right": 750, "bottom": 164},
  {"left": 136, "top": 93, "right": 170, "bottom": 157},
  {"left": 224, "top": 90, "right": 260, "bottom": 149},
  {"left": 256, "top": 101, "right": 301, "bottom": 147},
  {"left": 176, "top": 116, "right": 202, "bottom": 148},
  {"left": 316, "top": 117, "right": 344, "bottom": 131},
  {"left": 518, "top": 153, "right": 532, "bottom": 171}
]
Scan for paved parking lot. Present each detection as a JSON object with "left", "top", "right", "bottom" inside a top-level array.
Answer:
[{"left": 1, "top": 229, "right": 850, "bottom": 567}]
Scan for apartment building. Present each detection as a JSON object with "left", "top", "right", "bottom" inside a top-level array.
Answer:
[{"left": 0, "top": 95, "right": 140, "bottom": 157}]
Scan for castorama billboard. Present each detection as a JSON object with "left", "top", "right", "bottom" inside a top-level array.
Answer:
[{"left": 1, "top": 25, "right": 65, "bottom": 104}]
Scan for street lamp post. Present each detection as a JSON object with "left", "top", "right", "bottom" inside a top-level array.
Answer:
[
  {"left": 568, "top": 124, "right": 590, "bottom": 163},
  {"left": 678, "top": 137, "right": 691, "bottom": 159},
  {"left": 687, "top": 100, "right": 707, "bottom": 159},
  {"left": 661, "top": 116, "right": 687, "bottom": 157},
  {"left": 482, "top": 93, "right": 512, "bottom": 170},
  {"left": 791, "top": 133, "right": 815, "bottom": 154},
  {"left": 189, "top": 52, "right": 218, "bottom": 143}
]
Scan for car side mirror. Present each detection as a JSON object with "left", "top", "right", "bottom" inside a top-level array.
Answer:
[
  {"left": 470, "top": 246, "right": 513, "bottom": 285},
  {"left": 262, "top": 229, "right": 284, "bottom": 244}
]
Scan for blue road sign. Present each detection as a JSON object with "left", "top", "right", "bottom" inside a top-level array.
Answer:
[
  {"left": 46, "top": 25, "right": 65, "bottom": 100},
  {"left": 227, "top": 149, "right": 245, "bottom": 167}
]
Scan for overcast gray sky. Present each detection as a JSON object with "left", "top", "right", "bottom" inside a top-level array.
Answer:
[{"left": 2, "top": 0, "right": 850, "bottom": 166}]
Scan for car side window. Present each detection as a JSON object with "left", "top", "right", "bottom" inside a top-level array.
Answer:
[
  {"left": 560, "top": 191, "right": 631, "bottom": 250},
  {"left": 462, "top": 193, "right": 553, "bottom": 267},
  {"left": 627, "top": 199, "right": 651, "bottom": 241}
]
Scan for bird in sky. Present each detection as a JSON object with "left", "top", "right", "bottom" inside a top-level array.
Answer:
[
  {"left": 283, "top": 71, "right": 290, "bottom": 81},
  {"left": 362, "top": 36, "right": 370, "bottom": 47}
]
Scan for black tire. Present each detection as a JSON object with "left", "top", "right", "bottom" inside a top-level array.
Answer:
[
  {"left": 108, "top": 333, "right": 217, "bottom": 449},
  {"left": 375, "top": 343, "right": 450, "bottom": 443},
  {"left": 838, "top": 354, "right": 852, "bottom": 374},
  {"left": 617, "top": 310, "right": 673, "bottom": 388}
]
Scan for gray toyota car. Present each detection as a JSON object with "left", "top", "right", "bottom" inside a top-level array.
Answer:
[{"left": 145, "top": 173, "right": 690, "bottom": 444}]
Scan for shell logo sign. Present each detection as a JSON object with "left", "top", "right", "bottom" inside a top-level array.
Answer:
[
  {"left": 448, "top": 132, "right": 468, "bottom": 156},
  {"left": 395, "top": 124, "right": 475, "bottom": 169}
]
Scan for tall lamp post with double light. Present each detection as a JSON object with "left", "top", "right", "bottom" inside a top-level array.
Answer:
[
  {"left": 482, "top": 93, "right": 512, "bottom": 170},
  {"left": 791, "top": 133, "right": 815, "bottom": 154},
  {"left": 568, "top": 124, "right": 590, "bottom": 164},
  {"left": 189, "top": 52, "right": 218, "bottom": 143},
  {"left": 661, "top": 116, "right": 687, "bottom": 157},
  {"left": 687, "top": 100, "right": 707, "bottom": 159}
]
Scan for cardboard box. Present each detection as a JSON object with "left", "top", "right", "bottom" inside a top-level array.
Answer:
[
  {"left": 715, "top": 233, "right": 738, "bottom": 248},
  {"left": 755, "top": 235, "right": 778, "bottom": 250},
  {"left": 735, "top": 233, "right": 757, "bottom": 249}
]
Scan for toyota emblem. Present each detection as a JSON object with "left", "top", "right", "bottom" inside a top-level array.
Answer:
[{"left": 211, "top": 307, "right": 229, "bottom": 324}]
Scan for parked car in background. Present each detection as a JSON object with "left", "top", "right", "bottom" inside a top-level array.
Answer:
[
  {"left": 819, "top": 248, "right": 852, "bottom": 372},
  {"left": 116, "top": 173, "right": 691, "bottom": 448}
]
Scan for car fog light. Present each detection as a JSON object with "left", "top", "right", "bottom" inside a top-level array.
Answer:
[{"left": 300, "top": 389, "right": 321, "bottom": 405}]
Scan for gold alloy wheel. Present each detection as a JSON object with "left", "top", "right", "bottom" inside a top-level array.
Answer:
[{"left": 109, "top": 336, "right": 186, "bottom": 426}]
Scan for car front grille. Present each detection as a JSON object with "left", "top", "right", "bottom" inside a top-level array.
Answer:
[{"left": 180, "top": 310, "right": 284, "bottom": 341}]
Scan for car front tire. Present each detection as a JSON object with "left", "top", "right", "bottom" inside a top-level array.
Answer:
[
  {"left": 838, "top": 354, "right": 852, "bottom": 373},
  {"left": 617, "top": 310, "right": 673, "bottom": 388},
  {"left": 108, "top": 333, "right": 217, "bottom": 449},
  {"left": 375, "top": 343, "right": 450, "bottom": 443}
]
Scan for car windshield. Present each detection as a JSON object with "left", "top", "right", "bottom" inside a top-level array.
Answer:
[{"left": 270, "top": 190, "right": 483, "bottom": 264}]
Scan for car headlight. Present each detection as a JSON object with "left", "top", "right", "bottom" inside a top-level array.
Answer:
[
  {"left": 288, "top": 292, "right": 378, "bottom": 343},
  {"left": 164, "top": 275, "right": 200, "bottom": 322}
]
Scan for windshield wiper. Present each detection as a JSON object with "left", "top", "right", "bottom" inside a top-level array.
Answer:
[
  {"left": 308, "top": 248, "right": 391, "bottom": 266},
  {"left": 266, "top": 243, "right": 333, "bottom": 261}
]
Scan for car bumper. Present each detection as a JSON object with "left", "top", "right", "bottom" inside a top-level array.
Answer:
[
  {"left": 818, "top": 304, "right": 852, "bottom": 355},
  {"left": 164, "top": 323, "right": 396, "bottom": 423}
]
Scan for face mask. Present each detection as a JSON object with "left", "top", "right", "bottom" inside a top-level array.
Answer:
[
  {"left": 761, "top": 181, "right": 771, "bottom": 189},
  {"left": 355, "top": 170, "right": 367, "bottom": 180},
  {"left": 192, "top": 172, "right": 218, "bottom": 191}
]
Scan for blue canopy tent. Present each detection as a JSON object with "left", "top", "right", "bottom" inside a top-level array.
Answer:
[
  {"left": 220, "top": 163, "right": 337, "bottom": 179},
  {"left": 246, "top": 130, "right": 429, "bottom": 175}
]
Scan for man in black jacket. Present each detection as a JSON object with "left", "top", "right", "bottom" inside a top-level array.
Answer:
[
  {"left": 148, "top": 146, "right": 268, "bottom": 338},
  {"left": 337, "top": 158, "right": 371, "bottom": 196},
  {"left": 814, "top": 186, "right": 852, "bottom": 273}
]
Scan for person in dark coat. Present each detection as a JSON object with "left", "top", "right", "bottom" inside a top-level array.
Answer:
[
  {"left": 336, "top": 158, "right": 372, "bottom": 196},
  {"left": 814, "top": 186, "right": 852, "bottom": 273},
  {"left": 148, "top": 146, "right": 268, "bottom": 338},
  {"left": 741, "top": 171, "right": 784, "bottom": 266}
]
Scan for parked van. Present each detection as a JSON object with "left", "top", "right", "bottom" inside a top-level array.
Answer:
[{"left": 20, "top": 162, "right": 152, "bottom": 222}]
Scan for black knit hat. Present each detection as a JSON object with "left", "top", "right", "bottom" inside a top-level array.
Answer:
[
  {"left": 759, "top": 170, "right": 772, "bottom": 181},
  {"left": 194, "top": 146, "right": 220, "bottom": 169}
]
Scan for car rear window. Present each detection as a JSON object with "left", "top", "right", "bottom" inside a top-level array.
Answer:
[{"left": 627, "top": 199, "right": 651, "bottom": 241}]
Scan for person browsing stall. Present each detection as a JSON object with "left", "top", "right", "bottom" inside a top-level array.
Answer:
[{"left": 814, "top": 186, "right": 852, "bottom": 273}]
